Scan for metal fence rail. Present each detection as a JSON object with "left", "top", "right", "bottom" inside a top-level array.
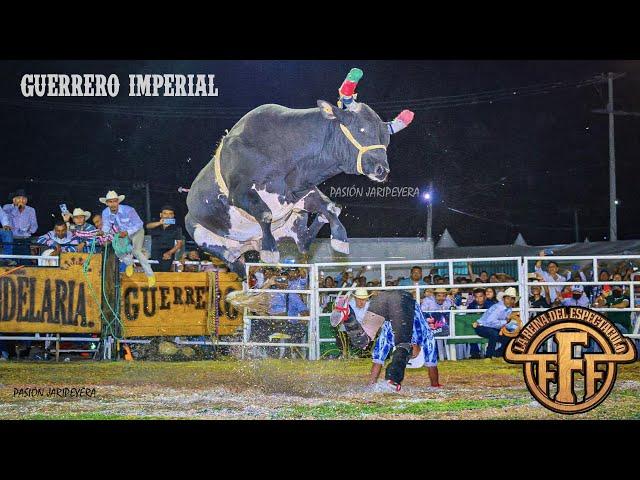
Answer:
[{"left": 3, "top": 254, "right": 639, "bottom": 361}]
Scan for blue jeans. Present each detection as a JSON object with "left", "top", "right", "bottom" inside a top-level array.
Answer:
[
  {"left": 474, "top": 325, "right": 511, "bottom": 358},
  {"left": 0, "top": 336, "right": 9, "bottom": 359},
  {"left": 0, "top": 229, "right": 12, "bottom": 256}
]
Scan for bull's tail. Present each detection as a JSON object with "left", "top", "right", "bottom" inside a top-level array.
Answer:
[{"left": 225, "top": 290, "right": 271, "bottom": 316}]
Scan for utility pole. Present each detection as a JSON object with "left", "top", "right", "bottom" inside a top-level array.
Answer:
[
  {"left": 592, "top": 72, "right": 632, "bottom": 241},
  {"left": 145, "top": 182, "right": 151, "bottom": 224},
  {"left": 426, "top": 182, "right": 433, "bottom": 241},
  {"left": 607, "top": 73, "right": 617, "bottom": 241},
  {"left": 425, "top": 182, "right": 434, "bottom": 259}
]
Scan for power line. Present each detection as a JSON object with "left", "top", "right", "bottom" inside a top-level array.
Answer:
[{"left": 0, "top": 74, "right": 610, "bottom": 119}]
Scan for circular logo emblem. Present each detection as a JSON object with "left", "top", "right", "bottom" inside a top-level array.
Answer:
[{"left": 504, "top": 306, "right": 637, "bottom": 414}]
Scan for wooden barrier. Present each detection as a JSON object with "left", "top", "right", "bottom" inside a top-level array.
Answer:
[
  {"left": 0, "top": 251, "right": 244, "bottom": 339},
  {"left": 120, "top": 271, "right": 243, "bottom": 337},
  {"left": 0, "top": 253, "right": 103, "bottom": 334}
]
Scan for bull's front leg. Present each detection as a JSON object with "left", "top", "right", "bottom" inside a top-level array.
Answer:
[
  {"left": 234, "top": 189, "right": 280, "bottom": 264},
  {"left": 303, "top": 188, "right": 349, "bottom": 255}
]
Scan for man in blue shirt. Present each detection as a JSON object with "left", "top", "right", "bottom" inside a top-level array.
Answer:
[
  {"left": 398, "top": 266, "right": 427, "bottom": 287},
  {"left": 0, "top": 206, "right": 12, "bottom": 259},
  {"left": 286, "top": 268, "right": 310, "bottom": 344},
  {"left": 421, "top": 287, "right": 454, "bottom": 336},
  {"left": 100, "top": 190, "right": 155, "bottom": 287},
  {"left": 3, "top": 189, "right": 38, "bottom": 263},
  {"left": 466, "top": 288, "right": 496, "bottom": 359},
  {"left": 473, "top": 287, "right": 519, "bottom": 358}
]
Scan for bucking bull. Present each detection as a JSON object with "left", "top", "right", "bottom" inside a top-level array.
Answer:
[{"left": 185, "top": 68, "right": 414, "bottom": 275}]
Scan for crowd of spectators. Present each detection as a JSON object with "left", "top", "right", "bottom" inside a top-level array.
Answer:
[
  {"left": 0, "top": 188, "right": 231, "bottom": 274},
  {"left": 246, "top": 263, "right": 311, "bottom": 353},
  {"left": 314, "top": 256, "right": 639, "bottom": 359}
]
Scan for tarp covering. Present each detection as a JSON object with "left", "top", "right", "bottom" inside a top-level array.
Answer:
[
  {"left": 279, "top": 237, "right": 640, "bottom": 263},
  {"left": 513, "top": 233, "right": 528, "bottom": 246}
]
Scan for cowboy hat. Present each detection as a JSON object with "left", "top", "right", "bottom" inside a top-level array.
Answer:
[
  {"left": 71, "top": 208, "right": 91, "bottom": 219},
  {"left": 10, "top": 189, "right": 29, "bottom": 199},
  {"left": 99, "top": 190, "right": 125, "bottom": 204},
  {"left": 498, "top": 287, "right": 519, "bottom": 300},
  {"left": 433, "top": 287, "right": 448, "bottom": 294},
  {"left": 353, "top": 288, "right": 372, "bottom": 299},
  {"left": 571, "top": 285, "right": 584, "bottom": 293}
]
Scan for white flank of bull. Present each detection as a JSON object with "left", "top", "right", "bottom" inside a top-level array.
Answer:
[
  {"left": 227, "top": 206, "right": 262, "bottom": 241},
  {"left": 193, "top": 223, "right": 259, "bottom": 262},
  {"left": 252, "top": 186, "right": 294, "bottom": 221}
]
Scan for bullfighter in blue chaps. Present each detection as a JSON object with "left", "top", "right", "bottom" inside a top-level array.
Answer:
[{"left": 331, "top": 289, "right": 442, "bottom": 392}]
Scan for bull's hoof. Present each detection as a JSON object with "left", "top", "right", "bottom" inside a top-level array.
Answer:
[
  {"left": 260, "top": 250, "right": 280, "bottom": 264},
  {"left": 330, "top": 238, "right": 350, "bottom": 254}
]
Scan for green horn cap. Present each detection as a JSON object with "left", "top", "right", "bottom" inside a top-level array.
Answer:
[{"left": 346, "top": 68, "right": 363, "bottom": 82}]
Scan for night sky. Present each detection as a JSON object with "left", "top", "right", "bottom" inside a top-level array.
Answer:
[{"left": 1, "top": 60, "right": 639, "bottom": 247}]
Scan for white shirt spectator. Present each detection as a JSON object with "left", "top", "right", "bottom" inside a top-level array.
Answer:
[{"left": 534, "top": 266, "right": 567, "bottom": 303}]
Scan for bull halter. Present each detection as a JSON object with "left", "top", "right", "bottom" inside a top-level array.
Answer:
[{"left": 339, "top": 123, "right": 387, "bottom": 175}]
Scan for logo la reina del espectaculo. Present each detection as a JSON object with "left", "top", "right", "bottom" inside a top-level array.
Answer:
[{"left": 504, "top": 306, "right": 637, "bottom": 415}]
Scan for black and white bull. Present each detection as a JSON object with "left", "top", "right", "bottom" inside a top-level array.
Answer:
[{"left": 186, "top": 93, "right": 413, "bottom": 275}]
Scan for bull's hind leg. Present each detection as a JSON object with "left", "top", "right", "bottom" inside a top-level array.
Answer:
[
  {"left": 187, "top": 215, "right": 246, "bottom": 276},
  {"left": 235, "top": 189, "right": 280, "bottom": 264},
  {"left": 288, "top": 211, "right": 326, "bottom": 254},
  {"left": 303, "top": 188, "right": 349, "bottom": 254}
]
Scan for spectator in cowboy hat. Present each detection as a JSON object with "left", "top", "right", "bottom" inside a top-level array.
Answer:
[
  {"left": 349, "top": 288, "right": 373, "bottom": 324},
  {"left": 473, "top": 287, "right": 519, "bottom": 358},
  {"left": 62, "top": 208, "right": 97, "bottom": 252},
  {"left": 99, "top": 190, "right": 156, "bottom": 287},
  {"left": 421, "top": 287, "right": 454, "bottom": 312},
  {"left": 2, "top": 189, "right": 38, "bottom": 264},
  {"left": 62, "top": 207, "right": 92, "bottom": 232}
]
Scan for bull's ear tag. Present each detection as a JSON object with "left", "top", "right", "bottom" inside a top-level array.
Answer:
[{"left": 317, "top": 100, "right": 337, "bottom": 120}]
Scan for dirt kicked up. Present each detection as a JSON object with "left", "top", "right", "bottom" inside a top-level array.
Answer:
[{"left": 1, "top": 359, "right": 639, "bottom": 420}]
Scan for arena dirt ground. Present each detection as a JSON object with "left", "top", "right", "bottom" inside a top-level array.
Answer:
[{"left": 1, "top": 358, "right": 638, "bottom": 419}]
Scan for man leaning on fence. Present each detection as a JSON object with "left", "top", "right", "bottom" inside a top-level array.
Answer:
[
  {"left": 36, "top": 220, "right": 79, "bottom": 257},
  {"left": 2, "top": 189, "right": 38, "bottom": 264},
  {"left": 0, "top": 206, "right": 12, "bottom": 262},
  {"left": 472, "top": 287, "right": 519, "bottom": 359},
  {"left": 100, "top": 190, "right": 156, "bottom": 287}
]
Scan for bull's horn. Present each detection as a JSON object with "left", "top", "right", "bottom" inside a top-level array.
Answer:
[
  {"left": 338, "top": 68, "right": 363, "bottom": 111},
  {"left": 225, "top": 290, "right": 272, "bottom": 316},
  {"left": 387, "top": 110, "right": 415, "bottom": 134}
]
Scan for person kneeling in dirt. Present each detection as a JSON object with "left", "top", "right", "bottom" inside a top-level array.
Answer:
[
  {"left": 369, "top": 299, "right": 441, "bottom": 390},
  {"left": 332, "top": 289, "right": 442, "bottom": 392}
]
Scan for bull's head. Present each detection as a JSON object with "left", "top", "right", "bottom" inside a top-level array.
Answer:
[{"left": 318, "top": 99, "right": 414, "bottom": 183}]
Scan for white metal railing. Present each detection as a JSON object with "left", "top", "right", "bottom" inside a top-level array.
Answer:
[
  {"left": 523, "top": 255, "right": 640, "bottom": 338},
  {"left": 313, "top": 257, "right": 522, "bottom": 360},
  {"left": 3, "top": 254, "right": 639, "bottom": 361},
  {"left": 186, "top": 262, "right": 318, "bottom": 359}
]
